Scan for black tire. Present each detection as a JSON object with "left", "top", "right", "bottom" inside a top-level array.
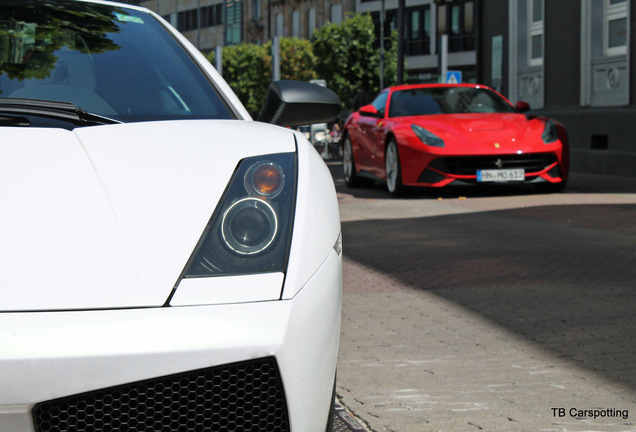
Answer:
[
  {"left": 342, "top": 136, "right": 370, "bottom": 188},
  {"left": 325, "top": 377, "right": 336, "bottom": 432},
  {"left": 385, "top": 138, "right": 405, "bottom": 196}
]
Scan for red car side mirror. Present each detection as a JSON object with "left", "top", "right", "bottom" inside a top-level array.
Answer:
[
  {"left": 515, "top": 101, "right": 530, "bottom": 112},
  {"left": 359, "top": 104, "right": 380, "bottom": 117}
]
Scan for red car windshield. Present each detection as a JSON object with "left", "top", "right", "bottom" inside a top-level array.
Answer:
[
  {"left": 0, "top": 0, "right": 233, "bottom": 124},
  {"left": 388, "top": 87, "right": 516, "bottom": 117}
]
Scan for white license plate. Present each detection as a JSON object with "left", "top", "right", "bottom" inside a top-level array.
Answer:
[{"left": 477, "top": 169, "right": 525, "bottom": 182}]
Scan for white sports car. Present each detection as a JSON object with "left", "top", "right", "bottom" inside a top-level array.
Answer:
[{"left": 0, "top": 1, "right": 342, "bottom": 432}]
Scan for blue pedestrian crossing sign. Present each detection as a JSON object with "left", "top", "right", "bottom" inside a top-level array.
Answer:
[{"left": 446, "top": 70, "right": 462, "bottom": 84}]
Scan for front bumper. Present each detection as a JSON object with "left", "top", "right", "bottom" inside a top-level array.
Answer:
[
  {"left": 404, "top": 151, "right": 567, "bottom": 188},
  {"left": 0, "top": 250, "right": 342, "bottom": 432}
]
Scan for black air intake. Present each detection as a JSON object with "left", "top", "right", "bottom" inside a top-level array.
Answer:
[{"left": 33, "top": 357, "right": 289, "bottom": 432}]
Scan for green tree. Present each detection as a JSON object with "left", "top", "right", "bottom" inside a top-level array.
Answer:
[
  {"left": 312, "top": 13, "right": 399, "bottom": 110},
  {"left": 207, "top": 38, "right": 317, "bottom": 117},
  {"left": 265, "top": 37, "right": 317, "bottom": 82},
  {"left": 207, "top": 43, "right": 271, "bottom": 117}
]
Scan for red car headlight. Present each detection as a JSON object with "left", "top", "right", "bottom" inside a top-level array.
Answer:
[
  {"left": 411, "top": 124, "right": 445, "bottom": 148},
  {"left": 542, "top": 120, "right": 559, "bottom": 143}
]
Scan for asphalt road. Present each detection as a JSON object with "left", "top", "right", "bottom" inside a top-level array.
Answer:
[{"left": 328, "top": 161, "right": 636, "bottom": 432}]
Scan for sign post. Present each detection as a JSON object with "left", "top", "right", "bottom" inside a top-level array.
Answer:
[
  {"left": 440, "top": 34, "right": 448, "bottom": 83},
  {"left": 272, "top": 37, "right": 280, "bottom": 82}
]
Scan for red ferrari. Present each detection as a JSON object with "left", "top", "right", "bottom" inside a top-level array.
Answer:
[{"left": 342, "top": 83, "right": 569, "bottom": 195}]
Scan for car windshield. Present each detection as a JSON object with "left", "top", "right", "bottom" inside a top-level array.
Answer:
[
  {"left": 0, "top": 0, "right": 233, "bottom": 125},
  {"left": 388, "top": 87, "right": 516, "bottom": 117}
]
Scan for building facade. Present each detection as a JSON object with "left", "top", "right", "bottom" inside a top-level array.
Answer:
[
  {"left": 244, "top": 0, "right": 356, "bottom": 44},
  {"left": 125, "top": 0, "right": 479, "bottom": 85},
  {"left": 133, "top": 0, "right": 226, "bottom": 50},
  {"left": 478, "top": 0, "right": 636, "bottom": 177},
  {"left": 132, "top": 0, "right": 354, "bottom": 51},
  {"left": 357, "top": 0, "right": 477, "bottom": 83}
]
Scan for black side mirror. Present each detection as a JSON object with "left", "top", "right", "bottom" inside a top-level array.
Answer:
[{"left": 258, "top": 80, "right": 342, "bottom": 127}]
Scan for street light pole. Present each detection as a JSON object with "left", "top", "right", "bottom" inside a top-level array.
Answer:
[
  {"left": 380, "top": 0, "right": 384, "bottom": 89},
  {"left": 267, "top": 0, "right": 271, "bottom": 40},
  {"left": 396, "top": 0, "right": 404, "bottom": 84}
]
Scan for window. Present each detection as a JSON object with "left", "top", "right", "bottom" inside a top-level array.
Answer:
[
  {"left": 580, "top": 0, "right": 629, "bottom": 107},
  {"left": 406, "top": 5, "right": 431, "bottom": 55},
  {"left": 410, "top": 10, "right": 420, "bottom": 40},
  {"left": 201, "top": 4, "right": 223, "bottom": 28},
  {"left": 0, "top": 2, "right": 233, "bottom": 122},
  {"left": 437, "top": 5, "right": 446, "bottom": 35},
  {"left": 451, "top": 4, "right": 460, "bottom": 35},
  {"left": 225, "top": 0, "right": 242, "bottom": 45},
  {"left": 330, "top": 4, "right": 342, "bottom": 24},
  {"left": 177, "top": 9, "right": 198, "bottom": 31},
  {"left": 606, "top": 0, "right": 628, "bottom": 55},
  {"left": 528, "top": 0, "right": 543, "bottom": 65},
  {"left": 292, "top": 10, "right": 300, "bottom": 37},
  {"left": 437, "top": 0, "right": 474, "bottom": 52},
  {"left": 307, "top": 8, "right": 316, "bottom": 38},
  {"left": 252, "top": 0, "right": 260, "bottom": 20},
  {"left": 175, "top": 5, "right": 223, "bottom": 31},
  {"left": 464, "top": 1, "right": 474, "bottom": 33},
  {"left": 509, "top": 0, "right": 544, "bottom": 108},
  {"left": 388, "top": 87, "right": 514, "bottom": 118},
  {"left": 371, "top": 91, "right": 388, "bottom": 117}
]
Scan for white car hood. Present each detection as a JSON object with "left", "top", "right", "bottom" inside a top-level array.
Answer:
[{"left": 0, "top": 120, "right": 295, "bottom": 311}]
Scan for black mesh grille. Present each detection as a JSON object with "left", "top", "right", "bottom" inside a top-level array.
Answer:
[
  {"left": 429, "top": 153, "right": 557, "bottom": 176},
  {"left": 33, "top": 357, "right": 289, "bottom": 432}
]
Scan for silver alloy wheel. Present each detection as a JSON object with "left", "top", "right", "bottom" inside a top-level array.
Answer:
[
  {"left": 343, "top": 137, "right": 353, "bottom": 182},
  {"left": 385, "top": 140, "right": 399, "bottom": 193}
]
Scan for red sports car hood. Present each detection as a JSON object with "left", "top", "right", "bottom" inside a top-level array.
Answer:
[
  {"left": 0, "top": 120, "right": 295, "bottom": 311},
  {"left": 409, "top": 113, "right": 545, "bottom": 152}
]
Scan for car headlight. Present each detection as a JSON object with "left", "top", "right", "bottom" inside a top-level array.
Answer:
[
  {"left": 411, "top": 124, "right": 445, "bottom": 147},
  {"left": 221, "top": 197, "right": 278, "bottom": 255},
  {"left": 542, "top": 120, "right": 559, "bottom": 143},
  {"left": 180, "top": 152, "right": 297, "bottom": 277}
]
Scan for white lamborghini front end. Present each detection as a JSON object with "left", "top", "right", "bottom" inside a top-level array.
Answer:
[
  {"left": 0, "top": 119, "right": 342, "bottom": 432},
  {"left": 0, "top": 1, "right": 343, "bottom": 431}
]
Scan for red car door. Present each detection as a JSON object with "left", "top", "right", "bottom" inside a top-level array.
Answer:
[{"left": 355, "top": 91, "right": 388, "bottom": 178}]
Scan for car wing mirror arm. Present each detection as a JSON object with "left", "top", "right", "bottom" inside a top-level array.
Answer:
[{"left": 515, "top": 101, "right": 530, "bottom": 112}]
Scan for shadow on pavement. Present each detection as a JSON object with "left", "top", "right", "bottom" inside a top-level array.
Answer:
[{"left": 340, "top": 203, "right": 636, "bottom": 390}]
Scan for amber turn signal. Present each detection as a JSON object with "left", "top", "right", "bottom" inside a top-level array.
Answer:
[{"left": 245, "top": 161, "right": 285, "bottom": 198}]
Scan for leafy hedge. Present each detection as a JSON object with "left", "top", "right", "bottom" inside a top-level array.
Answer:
[{"left": 206, "top": 13, "right": 398, "bottom": 118}]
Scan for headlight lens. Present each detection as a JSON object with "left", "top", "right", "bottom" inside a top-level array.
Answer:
[
  {"left": 222, "top": 197, "right": 278, "bottom": 255},
  {"left": 180, "top": 152, "right": 297, "bottom": 277},
  {"left": 411, "top": 124, "right": 445, "bottom": 147},
  {"left": 542, "top": 120, "right": 559, "bottom": 143}
]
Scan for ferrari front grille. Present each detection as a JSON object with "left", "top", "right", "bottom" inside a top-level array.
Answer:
[
  {"left": 33, "top": 357, "right": 290, "bottom": 432},
  {"left": 429, "top": 153, "right": 557, "bottom": 176}
]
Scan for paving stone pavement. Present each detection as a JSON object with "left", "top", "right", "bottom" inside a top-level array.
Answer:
[{"left": 331, "top": 168, "right": 636, "bottom": 432}]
